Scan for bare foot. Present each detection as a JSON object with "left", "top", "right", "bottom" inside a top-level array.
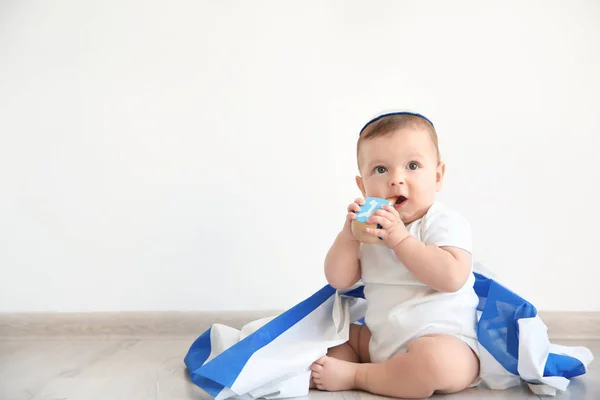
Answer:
[{"left": 310, "top": 356, "right": 358, "bottom": 391}]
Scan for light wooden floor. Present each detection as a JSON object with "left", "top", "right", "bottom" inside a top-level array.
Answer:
[{"left": 0, "top": 337, "right": 597, "bottom": 400}]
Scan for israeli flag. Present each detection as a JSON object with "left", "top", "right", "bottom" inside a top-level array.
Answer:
[{"left": 184, "top": 264, "right": 593, "bottom": 399}]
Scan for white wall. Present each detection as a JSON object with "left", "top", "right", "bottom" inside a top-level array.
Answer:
[{"left": 1, "top": 0, "right": 599, "bottom": 312}]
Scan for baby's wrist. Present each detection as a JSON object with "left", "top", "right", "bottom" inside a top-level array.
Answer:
[
  {"left": 390, "top": 231, "right": 412, "bottom": 251},
  {"left": 384, "top": 223, "right": 409, "bottom": 247},
  {"left": 339, "top": 227, "right": 359, "bottom": 244}
]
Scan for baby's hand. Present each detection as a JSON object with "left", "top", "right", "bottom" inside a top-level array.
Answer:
[
  {"left": 365, "top": 204, "right": 410, "bottom": 248},
  {"left": 343, "top": 198, "right": 365, "bottom": 239}
]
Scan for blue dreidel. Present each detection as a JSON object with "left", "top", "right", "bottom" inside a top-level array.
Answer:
[{"left": 351, "top": 197, "right": 393, "bottom": 244}]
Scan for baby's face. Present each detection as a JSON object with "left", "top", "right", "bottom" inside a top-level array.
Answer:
[{"left": 356, "top": 128, "right": 444, "bottom": 225}]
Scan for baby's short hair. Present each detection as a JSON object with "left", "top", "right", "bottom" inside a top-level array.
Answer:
[{"left": 357, "top": 112, "right": 440, "bottom": 163}]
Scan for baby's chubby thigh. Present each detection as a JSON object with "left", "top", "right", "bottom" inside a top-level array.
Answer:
[{"left": 400, "top": 333, "right": 480, "bottom": 394}]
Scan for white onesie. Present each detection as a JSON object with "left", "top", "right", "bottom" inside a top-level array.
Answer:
[{"left": 359, "top": 202, "right": 479, "bottom": 364}]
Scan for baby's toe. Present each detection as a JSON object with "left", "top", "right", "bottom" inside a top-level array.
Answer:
[{"left": 314, "top": 356, "right": 328, "bottom": 366}]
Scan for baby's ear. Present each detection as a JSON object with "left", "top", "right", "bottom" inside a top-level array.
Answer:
[
  {"left": 436, "top": 162, "right": 446, "bottom": 191},
  {"left": 355, "top": 175, "right": 366, "bottom": 197}
]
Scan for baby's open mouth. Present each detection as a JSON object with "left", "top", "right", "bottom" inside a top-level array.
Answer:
[{"left": 391, "top": 196, "right": 407, "bottom": 208}]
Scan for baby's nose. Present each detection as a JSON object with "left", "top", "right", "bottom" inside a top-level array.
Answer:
[{"left": 389, "top": 172, "right": 406, "bottom": 186}]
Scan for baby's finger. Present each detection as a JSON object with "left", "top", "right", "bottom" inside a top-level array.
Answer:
[
  {"left": 367, "top": 216, "right": 392, "bottom": 229},
  {"left": 346, "top": 212, "right": 357, "bottom": 221},
  {"left": 365, "top": 226, "right": 385, "bottom": 238},
  {"left": 381, "top": 204, "right": 400, "bottom": 216},
  {"left": 372, "top": 209, "right": 397, "bottom": 221},
  {"left": 355, "top": 198, "right": 366, "bottom": 206},
  {"left": 347, "top": 202, "right": 361, "bottom": 213}
]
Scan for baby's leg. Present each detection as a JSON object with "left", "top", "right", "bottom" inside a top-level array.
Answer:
[
  {"left": 313, "top": 334, "right": 479, "bottom": 398},
  {"left": 310, "top": 324, "right": 371, "bottom": 389}
]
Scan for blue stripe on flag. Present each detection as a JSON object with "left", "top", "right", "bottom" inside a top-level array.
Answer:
[
  {"left": 544, "top": 353, "right": 586, "bottom": 378},
  {"left": 185, "top": 284, "right": 337, "bottom": 394},
  {"left": 343, "top": 285, "right": 365, "bottom": 299},
  {"left": 184, "top": 328, "right": 226, "bottom": 398}
]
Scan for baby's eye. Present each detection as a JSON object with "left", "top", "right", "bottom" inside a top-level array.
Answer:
[
  {"left": 374, "top": 166, "right": 387, "bottom": 174},
  {"left": 407, "top": 161, "right": 420, "bottom": 171}
]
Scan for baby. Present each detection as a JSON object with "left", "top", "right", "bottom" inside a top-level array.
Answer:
[{"left": 310, "top": 112, "right": 480, "bottom": 398}]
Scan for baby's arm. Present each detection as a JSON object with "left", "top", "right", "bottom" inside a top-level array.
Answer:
[
  {"left": 323, "top": 198, "right": 364, "bottom": 290},
  {"left": 393, "top": 239, "right": 472, "bottom": 293},
  {"left": 324, "top": 231, "right": 361, "bottom": 290},
  {"left": 364, "top": 204, "right": 472, "bottom": 293}
]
